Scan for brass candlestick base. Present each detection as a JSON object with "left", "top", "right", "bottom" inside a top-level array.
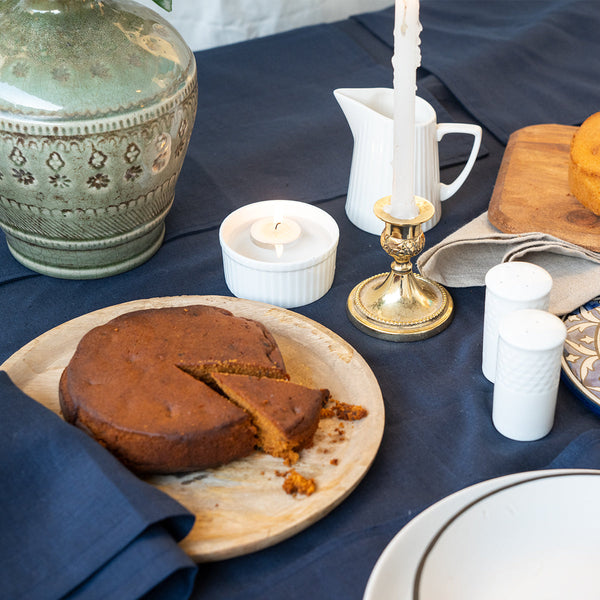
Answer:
[{"left": 347, "top": 196, "right": 454, "bottom": 341}]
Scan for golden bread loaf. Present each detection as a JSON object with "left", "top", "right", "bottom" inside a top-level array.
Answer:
[{"left": 569, "top": 112, "right": 600, "bottom": 215}]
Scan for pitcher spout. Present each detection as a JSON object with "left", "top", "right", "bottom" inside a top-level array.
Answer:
[
  {"left": 334, "top": 88, "right": 395, "bottom": 236},
  {"left": 333, "top": 87, "right": 393, "bottom": 136}
]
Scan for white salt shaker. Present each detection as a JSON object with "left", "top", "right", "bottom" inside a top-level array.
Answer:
[
  {"left": 482, "top": 262, "right": 552, "bottom": 382},
  {"left": 492, "top": 309, "right": 567, "bottom": 441}
]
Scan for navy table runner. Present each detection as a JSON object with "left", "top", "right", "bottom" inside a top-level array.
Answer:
[{"left": 1, "top": 2, "right": 600, "bottom": 599}]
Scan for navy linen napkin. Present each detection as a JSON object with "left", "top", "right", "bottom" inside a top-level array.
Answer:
[
  {"left": 0, "top": 371, "right": 197, "bottom": 600},
  {"left": 354, "top": 0, "right": 600, "bottom": 143}
]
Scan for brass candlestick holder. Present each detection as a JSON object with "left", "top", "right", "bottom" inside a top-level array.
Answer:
[{"left": 347, "top": 195, "right": 454, "bottom": 341}]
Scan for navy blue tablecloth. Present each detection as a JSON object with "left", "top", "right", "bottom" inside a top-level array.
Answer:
[{"left": 1, "top": 2, "right": 600, "bottom": 599}]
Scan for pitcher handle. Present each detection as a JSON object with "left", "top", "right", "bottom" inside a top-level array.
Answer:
[{"left": 437, "top": 123, "right": 482, "bottom": 201}]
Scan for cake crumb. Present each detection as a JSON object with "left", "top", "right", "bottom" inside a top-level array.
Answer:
[
  {"left": 329, "top": 424, "right": 346, "bottom": 443},
  {"left": 282, "top": 469, "right": 316, "bottom": 496},
  {"left": 320, "top": 397, "right": 368, "bottom": 421},
  {"left": 282, "top": 449, "right": 300, "bottom": 467}
]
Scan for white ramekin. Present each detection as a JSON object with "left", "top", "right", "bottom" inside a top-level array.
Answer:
[{"left": 219, "top": 200, "right": 339, "bottom": 308}]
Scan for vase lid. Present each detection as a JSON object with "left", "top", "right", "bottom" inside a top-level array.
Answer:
[{"left": 0, "top": 0, "right": 196, "bottom": 121}]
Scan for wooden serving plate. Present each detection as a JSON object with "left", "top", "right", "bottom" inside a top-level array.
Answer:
[
  {"left": 1, "top": 296, "right": 384, "bottom": 562},
  {"left": 488, "top": 124, "right": 600, "bottom": 252}
]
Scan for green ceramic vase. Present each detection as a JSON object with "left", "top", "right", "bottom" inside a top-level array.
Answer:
[{"left": 0, "top": 0, "right": 197, "bottom": 278}]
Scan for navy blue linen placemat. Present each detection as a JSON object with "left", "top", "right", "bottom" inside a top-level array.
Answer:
[
  {"left": 0, "top": 10, "right": 599, "bottom": 600},
  {"left": 354, "top": 0, "right": 600, "bottom": 143},
  {"left": 0, "top": 371, "right": 197, "bottom": 600},
  {"left": 165, "top": 21, "right": 488, "bottom": 242},
  {"left": 167, "top": 24, "right": 394, "bottom": 240}
]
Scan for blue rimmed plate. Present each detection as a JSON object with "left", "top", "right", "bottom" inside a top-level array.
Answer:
[
  {"left": 363, "top": 469, "right": 598, "bottom": 600},
  {"left": 414, "top": 471, "right": 600, "bottom": 600}
]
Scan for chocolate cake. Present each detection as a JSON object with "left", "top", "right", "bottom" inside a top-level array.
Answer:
[{"left": 59, "top": 304, "right": 325, "bottom": 474}]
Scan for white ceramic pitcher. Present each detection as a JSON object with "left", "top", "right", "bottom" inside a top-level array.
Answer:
[{"left": 334, "top": 88, "right": 482, "bottom": 233}]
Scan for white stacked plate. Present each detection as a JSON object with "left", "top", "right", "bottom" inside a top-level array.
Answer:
[{"left": 364, "top": 469, "right": 600, "bottom": 600}]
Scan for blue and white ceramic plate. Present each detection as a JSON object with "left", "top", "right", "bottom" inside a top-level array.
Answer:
[{"left": 562, "top": 297, "right": 600, "bottom": 415}]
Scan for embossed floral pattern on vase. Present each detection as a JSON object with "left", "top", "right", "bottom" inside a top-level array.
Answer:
[{"left": 0, "top": 0, "right": 198, "bottom": 278}]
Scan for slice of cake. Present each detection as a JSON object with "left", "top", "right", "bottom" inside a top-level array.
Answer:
[{"left": 210, "top": 372, "right": 329, "bottom": 465}]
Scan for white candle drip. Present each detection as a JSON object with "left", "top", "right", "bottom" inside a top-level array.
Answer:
[{"left": 250, "top": 215, "right": 301, "bottom": 257}]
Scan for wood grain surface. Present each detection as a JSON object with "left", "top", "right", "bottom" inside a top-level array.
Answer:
[
  {"left": 1, "top": 296, "right": 385, "bottom": 562},
  {"left": 488, "top": 124, "right": 600, "bottom": 252}
]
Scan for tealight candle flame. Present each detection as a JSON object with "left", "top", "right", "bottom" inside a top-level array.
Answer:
[{"left": 250, "top": 215, "right": 301, "bottom": 258}]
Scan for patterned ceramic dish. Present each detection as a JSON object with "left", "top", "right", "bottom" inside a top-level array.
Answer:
[{"left": 562, "top": 296, "right": 600, "bottom": 415}]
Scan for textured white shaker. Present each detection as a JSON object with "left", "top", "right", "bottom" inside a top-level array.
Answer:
[
  {"left": 482, "top": 262, "right": 553, "bottom": 382},
  {"left": 492, "top": 309, "right": 567, "bottom": 441}
]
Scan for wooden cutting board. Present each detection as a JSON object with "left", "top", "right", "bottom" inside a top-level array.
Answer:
[{"left": 488, "top": 124, "right": 600, "bottom": 252}]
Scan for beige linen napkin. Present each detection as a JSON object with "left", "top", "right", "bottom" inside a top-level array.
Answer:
[{"left": 417, "top": 212, "right": 600, "bottom": 315}]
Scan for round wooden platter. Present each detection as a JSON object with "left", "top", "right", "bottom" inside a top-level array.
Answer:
[{"left": 1, "top": 295, "right": 385, "bottom": 562}]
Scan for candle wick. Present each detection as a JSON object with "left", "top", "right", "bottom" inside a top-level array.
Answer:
[{"left": 274, "top": 222, "right": 281, "bottom": 230}]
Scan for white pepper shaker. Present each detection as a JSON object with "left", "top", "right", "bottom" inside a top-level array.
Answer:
[
  {"left": 492, "top": 309, "right": 567, "bottom": 441},
  {"left": 482, "top": 262, "right": 552, "bottom": 382}
]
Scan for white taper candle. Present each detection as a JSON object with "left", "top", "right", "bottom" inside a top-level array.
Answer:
[{"left": 389, "top": 0, "right": 421, "bottom": 219}]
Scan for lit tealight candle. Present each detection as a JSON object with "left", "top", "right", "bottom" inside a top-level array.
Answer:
[
  {"left": 250, "top": 215, "right": 302, "bottom": 258},
  {"left": 219, "top": 199, "right": 339, "bottom": 308}
]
